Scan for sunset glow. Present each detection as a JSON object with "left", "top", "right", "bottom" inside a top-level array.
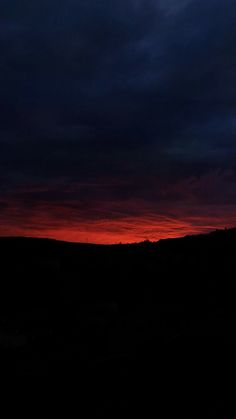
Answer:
[
  {"left": 1, "top": 1, "right": 236, "bottom": 243},
  {"left": 1, "top": 200, "right": 236, "bottom": 244}
]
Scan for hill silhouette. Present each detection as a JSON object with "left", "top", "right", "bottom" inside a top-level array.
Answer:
[{"left": 0, "top": 229, "right": 233, "bottom": 417}]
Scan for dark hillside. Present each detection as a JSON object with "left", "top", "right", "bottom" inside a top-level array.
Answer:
[{"left": 0, "top": 229, "right": 233, "bottom": 416}]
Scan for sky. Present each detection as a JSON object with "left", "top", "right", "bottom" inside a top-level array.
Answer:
[{"left": 1, "top": 0, "right": 236, "bottom": 244}]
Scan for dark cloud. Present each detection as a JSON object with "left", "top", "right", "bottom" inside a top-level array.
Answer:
[{"left": 0, "top": 0, "right": 236, "bottom": 241}]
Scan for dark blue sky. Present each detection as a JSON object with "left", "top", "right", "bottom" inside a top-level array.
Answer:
[{"left": 1, "top": 0, "right": 236, "bottom": 243}]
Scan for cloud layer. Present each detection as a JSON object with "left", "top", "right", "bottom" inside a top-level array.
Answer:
[{"left": 1, "top": 0, "right": 236, "bottom": 242}]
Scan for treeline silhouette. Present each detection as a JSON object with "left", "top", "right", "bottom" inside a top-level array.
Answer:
[{"left": 0, "top": 228, "right": 233, "bottom": 417}]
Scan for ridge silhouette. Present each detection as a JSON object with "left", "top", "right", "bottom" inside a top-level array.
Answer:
[{"left": 0, "top": 228, "right": 232, "bottom": 417}]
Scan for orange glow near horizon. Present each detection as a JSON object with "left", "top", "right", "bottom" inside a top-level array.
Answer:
[
  {"left": 1, "top": 212, "right": 236, "bottom": 244},
  {"left": 1, "top": 170, "right": 236, "bottom": 243}
]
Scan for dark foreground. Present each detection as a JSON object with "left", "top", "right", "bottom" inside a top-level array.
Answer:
[{"left": 0, "top": 229, "right": 234, "bottom": 416}]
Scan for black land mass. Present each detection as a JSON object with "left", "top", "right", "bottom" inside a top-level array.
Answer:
[{"left": 0, "top": 229, "right": 233, "bottom": 417}]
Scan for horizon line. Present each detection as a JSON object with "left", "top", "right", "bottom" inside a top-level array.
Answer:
[{"left": 0, "top": 226, "right": 234, "bottom": 246}]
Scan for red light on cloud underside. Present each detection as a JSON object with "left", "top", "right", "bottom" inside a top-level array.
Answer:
[{"left": 1, "top": 211, "right": 236, "bottom": 244}]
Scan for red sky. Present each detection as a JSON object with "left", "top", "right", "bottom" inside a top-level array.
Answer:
[
  {"left": 1, "top": 170, "right": 236, "bottom": 244},
  {"left": 1, "top": 203, "right": 236, "bottom": 244},
  {"left": 1, "top": 1, "right": 236, "bottom": 245}
]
